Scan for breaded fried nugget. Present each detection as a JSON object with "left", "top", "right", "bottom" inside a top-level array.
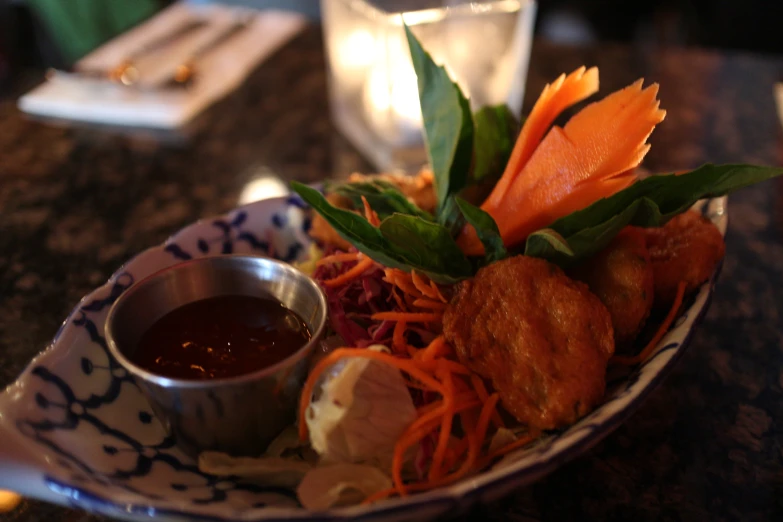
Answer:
[
  {"left": 645, "top": 210, "right": 725, "bottom": 305},
  {"left": 571, "top": 227, "right": 654, "bottom": 345},
  {"left": 443, "top": 256, "right": 614, "bottom": 431}
]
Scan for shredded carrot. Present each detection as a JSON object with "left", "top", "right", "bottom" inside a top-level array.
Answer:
[
  {"left": 484, "top": 433, "right": 537, "bottom": 461},
  {"left": 298, "top": 348, "right": 446, "bottom": 441},
  {"left": 392, "top": 397, "right": 482, "bottom": 495},
  {"left": 470, "top": 375, "right": 504, "bottom": 429},
  {"left": 411, "top": 271, "right": 440, "bottom": 299},
  {"left": 420, "top": 359, "right": 472, "bottom": 376},
  {"left": 611, "top": 281, "right": 687, "bottom": 366},
  {"left": 384, "top": 269, "right": 424, "bottom": 298},
  {"left": 419, "top": 336, "right": 449, "bottom": 363},
  {"left": 443, "top": 436, "right": 470, "bottom": 472},
  {"left": 372, "top": 312, "right": 442, "bottom": 323},
  {"left": 361, "top": 196, "right": 381, "bottom": 226},
  {"left": 429, "top": 371, "right": 455, "bottom": 481},
  {"left": 362, "top": 487, "right": 398, "bottom": 505},
  {"left": 475, "top": 394, "right": 500, "bottom": 449},
  {"left": 413, "top": 299, "right": 447, "bottom": 311},
  {"left": 416, "top": 391, "right": 478, "bottom": 417},
  {"left": 390, "top": 287, "right": 408, "bottom": 311},
  {"left": 430, "top": 280, "right": 448, "bottom": 303},
  {"left": 393, "top": 321, "right": 408, "bottom": 354},
  {"left": 403, "top": 291, "right": 419, "bottom": 311},
  {"left": 321, "top": 256, "right": 375, "bottom": 288},
  {"left": 316, "top": 251, "right": 361, "bottom": 266}
]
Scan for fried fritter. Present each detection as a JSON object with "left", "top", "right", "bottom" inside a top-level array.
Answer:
[
  {"left": 443, "top": 256, "right": 614, "bottom": 431},
  {"left": 308, "top": 193, "right": 354, "bottom": 251},
  {"left": 347, "top": 170, "right": 437, "bottom": 213},
  {"left": 645, "top": 210, "right": 725, "bottom": 305},
  {"left": 308, "top": 170, "right": 436, "bottom": 249},
  {"left": 570, "top": 227, "right": 654, "bottom": 345}
]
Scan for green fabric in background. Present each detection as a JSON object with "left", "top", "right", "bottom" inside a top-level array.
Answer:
[{"left": 26, "top": 0, "right": 164, "bottom": 64}]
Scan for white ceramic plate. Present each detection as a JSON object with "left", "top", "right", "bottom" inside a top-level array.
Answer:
[{"left": 0, "top": 194, "right": 727, "bottom": 522}]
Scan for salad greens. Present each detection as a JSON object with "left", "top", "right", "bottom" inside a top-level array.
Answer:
[
  {"left": 292, "top": 24, "right": 783, "bottom": 282},
  {"left": 292, "top": 182, "right": 471, "bottom": 283},
  {"left": 525, "top": 164, "right": 783, "bottom": 266},
  {"left": 327, "top": 179, "right": 434, "bottom": 222}
]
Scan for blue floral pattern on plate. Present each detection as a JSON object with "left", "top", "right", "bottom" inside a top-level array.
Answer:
[{"left": 0, "top": 196, "right": 727, "bottom": 522}]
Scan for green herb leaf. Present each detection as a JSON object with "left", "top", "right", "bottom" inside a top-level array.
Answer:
[
  {"left": 327, "top": 180, "right": 434, "bottom": 221},
  {"left": 525, "top": 228, "right": 575, "bottom": 258},
  {"left": 455, "top": 197, "right": 507, "bottom": 263},
  {"left": 471, "top": 104, "right": 520, "bottom": 192},
  {"left": 379, "top": 214, "right": 473, "bottom": 279},
  {"left": 525, "top": 163, "right": 783, "bottom": 266},
  {"left": 291, "top": 182, "right": 470, "bottom": 284},
  {"left": 405, "top": 24, "right": 474, "bottom": 218}
]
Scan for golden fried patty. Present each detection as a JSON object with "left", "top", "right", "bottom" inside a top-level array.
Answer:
[
  {"left": 443, "top": 256, "right": 614, "bottom": 431},
  {"left": 645, "top": 210, "right": 725, "bottom": 305},
  {"left": 571, "top": 227, "right": 654, "bottom": 345}
]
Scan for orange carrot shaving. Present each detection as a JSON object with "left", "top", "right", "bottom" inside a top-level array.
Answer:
[
  {"left": 316, "top": 251, "right": 361, "bottom": 266},
  {"left": 416, "top": 391, "right": 478, "bottom": 416},
  {"left": 413, "top": 299, "right": 447, "bottom": 311},
  {"left": 298, "top": 348, "right": 446, "bottom": 441},
  {"left": 612, "top": 281, "right": 687, "bottom": 366},
  {"left": 383, "top": 269, "right": 424, "bottom": 298},
  {"left": 390, "top": 287, "right": 408, "bottom": 311},
  {"left": 475, "top": 394, "right": 500, "bottom": 450},
  {"left": 392, "top": 398, "right": 481, "bottom": 495},
  {"left": 361, "top": 487, "right": 397, "bottom": 505},
  {"left": 442, "top": 436, "right": 470, "bottom": 473},
  {"left": 321, "top": 256, "right": 375, "bottom": 287},
  {"left": 430, "top": 280, "right": 448, "bottom": 303},
  {"left": 419, "top": 359, "right": 472, "bottom": 375},
  {"left": 393, "top": 321, "right": 408, "bottom": 353},
  {"left": 470, "top": 375, "right": 504, "bottom": 428},
  {"left": 411, "top": 270, "right": 440, "bottom": 299},
  {"left": 484, "top": 433, "right": 537, "bottom": 461},
  {"left": 371, "top": 312, "right": 442, "bottom": 323},
  {"left": 429, "top": 371, "right": 455, "bottom": 481},
  {"left": 419, "top": 336, "right": 449, "bottom": 363},
  {"left": 361, "top": 196, "right": 381, "bottom": 226}
]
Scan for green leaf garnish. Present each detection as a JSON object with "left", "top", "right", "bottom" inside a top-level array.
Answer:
[
  {"left": 525, "top": 228, "right": 574, "bottom": 259},
  {"left": 405, "top": 24, "right": 474, "bottom": 220},
  {"left": 291, "top": 182, "right": 471, "bottom": 284},
  {"left": 379, "top": 214, "right": 473, "bottom": 277},
  {"left": 327, "top": 179, "right": 434, "bottom": 221},
  {"left": 525, "top": 164, "right": 783, "bottom": 266},
  {"left": 455, "top": 197, "right": 507, "bottom": 263},
  {"left": 471, "top": 104, "right": 520, "bottom": 192}
]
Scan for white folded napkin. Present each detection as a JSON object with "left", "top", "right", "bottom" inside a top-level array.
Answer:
[{"left": 17, "top": 2, "right": 305, "bottom": 128}]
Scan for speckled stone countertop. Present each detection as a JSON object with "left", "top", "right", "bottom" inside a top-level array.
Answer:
[{"left": 1, "top": 27, "right": 783, "bottom": 522}]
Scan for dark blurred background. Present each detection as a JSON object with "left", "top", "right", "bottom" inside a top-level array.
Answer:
[{"left": 1, "top": 0, "right": 782, "bottom": 95}]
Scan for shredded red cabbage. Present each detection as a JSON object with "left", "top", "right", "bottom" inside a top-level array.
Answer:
[{"left": 313, "top": 250, "right": 404, "bottom": 351}]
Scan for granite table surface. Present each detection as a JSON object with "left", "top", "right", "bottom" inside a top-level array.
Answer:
[{"left": 1, "top": 26, "right": 783, "bottom": 522}]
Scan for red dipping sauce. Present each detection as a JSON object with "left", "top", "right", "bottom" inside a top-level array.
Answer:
[{"left": 131, "top": 295, "right": 311, "bottom": 380}]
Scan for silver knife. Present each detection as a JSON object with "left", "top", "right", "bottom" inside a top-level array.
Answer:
[
  {"left": 161, "top": 16, "right": 255, "bottom": 89},
  {"left": 48, "top": 17, "right": 210, "bottom": 85}
]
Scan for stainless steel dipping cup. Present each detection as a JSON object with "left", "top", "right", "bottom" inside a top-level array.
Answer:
[{"left": 105, "top": 255, "right": 328, "bottom": 457}]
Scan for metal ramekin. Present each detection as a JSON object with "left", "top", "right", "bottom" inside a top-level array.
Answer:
[{"left": 105, "top": 255, "right": 327, "bottom": 457}]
